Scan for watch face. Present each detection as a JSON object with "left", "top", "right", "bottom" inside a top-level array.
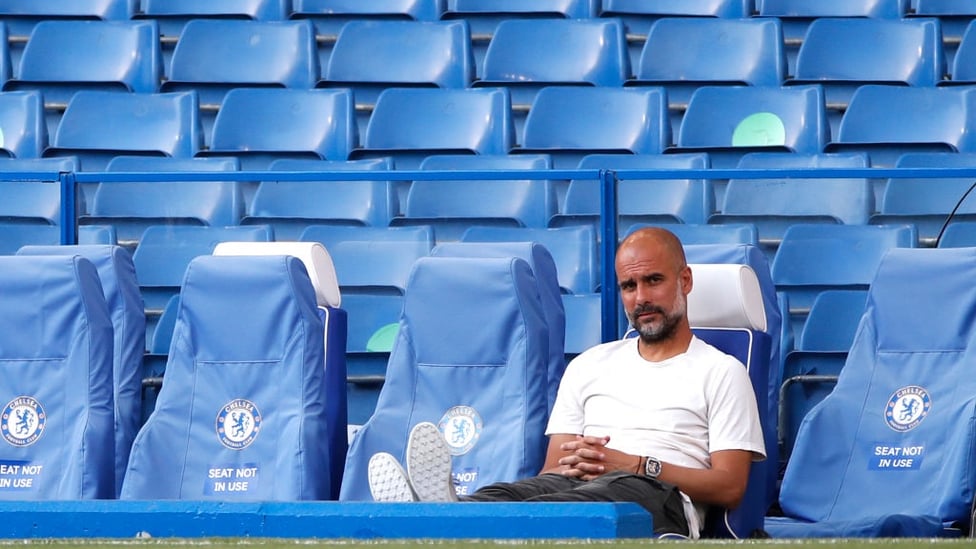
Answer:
[{"left": 645, "top": 457, "right": 662, "bottom": 477}]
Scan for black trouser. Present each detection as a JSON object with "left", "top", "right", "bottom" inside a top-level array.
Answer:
[{"left": 461, "top": 471, "right": 690, "bottom": 536}]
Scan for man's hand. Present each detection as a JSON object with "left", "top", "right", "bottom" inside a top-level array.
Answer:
[{"left": 557, "top": 435, "right": 640, "bottom": 480}]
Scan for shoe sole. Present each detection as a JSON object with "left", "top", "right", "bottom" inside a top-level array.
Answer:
[
  {"left": 368, "top": 452, "right": 417, "bottom": 502},
  {"left": 406, "top": 422, "right": 457, "bottom": 502}
]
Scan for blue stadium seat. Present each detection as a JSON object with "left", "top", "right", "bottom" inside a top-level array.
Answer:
[
  {"left": 518, "top": 86, "right": 671, "bottom": 168},
  {"left": 44, "top": 90, "right": 204, "bottom": 171},
  {"left": 0, "top": 0, "right": 135, "bottom": 49},
  {"left": 431, "top": 241, "right": 567, "bottom": 415},
  {"left": 300, "top": 224, "right": 435, "bottom": 252},
  {"left": 473, "top": 18, "right": 630, "bottom": 135},
  {"left": 0, "top": 255, "right": 114, "bottom": 499},
  {"left": 461, "top": 225, "right": 600, "bottom": 295},
  {"left": 390, "top": 154, "right": 559, "bottom": 243},
  {"left": 771, "top": 223, "right": 917, "bottom": 341},
  {"left": 599, "top": 0, "right": 754, "bottom": 37},
  {"left": 242, "top": 158, "right": 398, "bottom": 240},
  {"left": 327, "top": 239, "right": 431, "bottom": 296},
  {"left": 628, "top": 18, "right": 786, "bottom": 130},
  {"left": 767, "top": 247, "right": 976, "bottom": 538},
  {"left": 623, "top": 223, "right": 759, "bottom": 246},
  {"left": 0, "top": 90, "right": 47, "bottom": 158},
  {"left": 672, "top": 85, "right": 830, "bottom": 170},
  {"left": 825, "top": 85, "right": 976, "bottom": 167},
  {"left": 550, "top": 153, "right": 714, "bottom": 235},
  {"left": 350, "top": 87, "right": 515, "bottom": 169},
  {"left": 913, "top": 0, "right": 976, "bottom": 66},
  {"left": 788, "top": 18, "right": 945, "bottom": 136},
  {"left": 161, "top": 20, "right": 319, "bottom": 144},
  {"left": 943, "top": 19, "right": 976, "bottom": 85},
  {"left": 121, "top": 252, "right": 342, "bottom": 500},
  {"left": 937, "top": 220, "right": 976, "bottom": 248},
  {"left": 16, "top": 244, "right": 145, "bottom": 498},
  {"left": 758, "top": 0, "right": 910, "bottom": 74},
  {"left": 4, "top": 20, "right": 162, "bottom": 138},
  {"left": 442, "top": 0, "right": 597, "bottom": 77},
  {"left": 869, "top": 152, "right": 976, "bottom": 246},
  {"left": 708, "top": 153, "right": 875, "bottom": 257},
  {"left": 0, "top": 157, "right": 78, "bottom": 254},
  {"left": 321, "top": 20, "right": 474, "bottom": 136},
  {"left": 81, "top": 156, "right": 245, "bottom": 248},
  {"left": 0, "top": 25, "right": 11, "bottom": 90},
  {"left": 340, "top": 255, "right": 552, "bottom": 501},
  {"left": 561, "top": 292, "right": 603, "bottom": 357},
  {"left": 199, "top": 88, "right": 357, "bottom": 170}
]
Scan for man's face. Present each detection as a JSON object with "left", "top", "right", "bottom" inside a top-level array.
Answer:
[{"left": 616, "top": 243, "right": 690, "bottom": 344}]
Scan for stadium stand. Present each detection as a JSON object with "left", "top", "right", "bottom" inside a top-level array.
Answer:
[
  {"left": 349, "top": 87, "right": 515, "bottom": 169},
  {"left": 16, "top": 244, "right": 144, "bottom": 498},
  {"left": 122, "top": 251, "right": 344, "bottom": 500},
  {"left": 0, "top": 90, "right": 47, "bottom": 158},
  {"left": 320, "top": 20, "right": 474, "bottom": 136},
  {"left": 767, "top": 247, "right": 976, "bottom": 538},
  {"left": 340, "top": 255, "right": 553, "bottom": 501},
  {"left": 0, "top": 157, "right": 77, "bottom": 255},
  {"left": 0, "top": 255, "right": 115, "bottom": 499},
  {"left": 199, "top": 88, "right": 358, "bottom": 170}
]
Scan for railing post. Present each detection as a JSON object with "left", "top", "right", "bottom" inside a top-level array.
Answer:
[
  {"left": 599, "top": 168, "right": 618, "bottom": 343},
  {"left": 59, "top": 171, "right": 77, "bottom": 245}
]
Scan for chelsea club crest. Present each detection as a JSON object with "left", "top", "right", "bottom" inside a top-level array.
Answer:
[
  {"left": 885, "top": 386, "right": 931, "bottom": 432},
  {"left": 216, "top": 399, "right": 262, "bottom": 450},
  {"left": 438, "top": 406, "right": 483, "bottom": 456},
  {"left": 1, "top": 396, "right": 46, "bottom": 447}
]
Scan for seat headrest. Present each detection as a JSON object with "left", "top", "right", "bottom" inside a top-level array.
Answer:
[
  {"left": 687, "top": 263, "right": 766, "bottom": 332},
  {"left": 212, "top": 241, "right": 341, "bottom": 308}
]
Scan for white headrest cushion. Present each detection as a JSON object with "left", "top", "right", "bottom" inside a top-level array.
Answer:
[
  {"left": 686, "top": 263, "right": 766, "bottom": 332},
  {"left": 212, "top": 242, "right": 341, "bottom": 308}
]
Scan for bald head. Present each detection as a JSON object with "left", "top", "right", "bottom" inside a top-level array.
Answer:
[{"left": 617, "top": 227, "right": 687, "bottom": 275}]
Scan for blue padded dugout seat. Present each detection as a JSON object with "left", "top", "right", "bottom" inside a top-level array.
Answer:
[
  {"left": 708, "top": 152, "right": 875, "bottom": 256},
  {"left": 121, "top": 250, "right": 343, "bottom": 501},
  {"left": 771, "top": 223, "right": 917, "bottom": 340},
  {"left": 473, "top": 18, "right": 630, "bottom": 136},
  {"left": 628, "top": 18, "right": 786, "bottom": 131},
  {"left": 242, "top": 158, "right": 397, "bottom": 240},
  {"left": 161, "top": 20, "right": 319, "bottom": 144},
  {"left": 16, "top": 244, "right": 144, "bottom": 498},
  {"left": 390, "top": 153, "right": 558, "bottom": 243},
  {"left": 0, "top": 255, "right": 114, "bottom": 499},
  {"left": 0, "top": 157, "right": 78, "bottom": 254},
  {"left": 4, "top": 20, "right": 162, "bottom": 138},
  {"left": 767, "top": 247, "right": 976, "bottom": 538},
  {"left": 825, "top": 85, "right": 976, "bottom": 168},
  {"left": 44, "top": 90, "right": 203, "bottom": 172},
  {"left": 550, "top": 153, "right": 714, "bottom": 235},
  {"left": 672, "top": 85, "right": 830, "bottom": 170},
  {"left": 518, "top": 86, "right": 671, "bottom": 169},
  {"left": 350, "top": 87, "right": 515, "bottom": 169},
  {"left": 787, "top": 18, "right": 945, "bottom": 137},
  {"left": 462, "top": 225, "right": 600, "bottom": 295},
  {"left": 870, "top": 153, "right": 976, "bottom": 247},
  {"left": 0, "top": 90, "right": 47, "bottom": 158},
  {"left": 340, "top": 255, "right": 551, "bottom": 500},
  {"left": 431, "top": 241, "right": 566, "bottom": 415},
  {"left": 81, "top": 156, "right": 245, "bottom": 248},
  {"left": 321, "top": 20, "right": 474, "bottom": 136},
  {"left": 199, "top": 88, "right": 358, "bottom": 170}
]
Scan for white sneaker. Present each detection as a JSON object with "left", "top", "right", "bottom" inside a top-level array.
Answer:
[
  {"left": 406, "top": 422, "right": 458, "bottom": 502},
  {"left": 367, "top": 452, "right": 417, "bottom": 502}
]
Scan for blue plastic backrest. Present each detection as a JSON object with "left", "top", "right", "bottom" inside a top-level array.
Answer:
[
  {"left": 678, "top": 85, "right": 829, "bottom": 154},
  {"left": 624, "top": 223, "right": 759, "bottom": 246},
  {"left": 521, "top": 86, "right": 671, "bottom": 154},
  {"left": 0, "top": 90, "right": 46, "bottom": 158},
  {"left": 49, "top": 91, "right": 203, "bottom": 164},
  {"left": 636, "top": 18, "right": 786, "bottom": 87},
  {"left": 448, "top": 0, "right": 596, "bottom": 18},
  {"left": 0, "top": 255, "right": 114, "bottom": 499},
  {"left": 208, "top": 88, "right": 357, "bottom": 162},
  {"left": 722, "top": 152, "right": 874, "bottom": 225},
  {"left": 880, "top": 152, "right": 976, "bottom": 215},
  {"left": 777, "top": 247, "right": 976, "bottom": 531},
  {"left": 832, "top": 85, "right": 976, "bottom": 153},
  {"left": 121, "top": 255, "right": 334, "bottom": 500},
  {"left": 481, "top": 18, "right": 630, "bottom": 86},
  {"left": 797, "top": 290, "right": 869, "bottom": 352},
  {"left": 16, "top": 244, "right": 144, "bottom": 498},
  {"left": 793, "top": 18, "right": 944, "bottom": 87},
  {"left": 326, "top": 20, "right": 474, "bottom": 89},
  {"left": 301, "top": 225, "right": 435, "bottom": 252},
  {"left": 10, "top": 20, "right": 162, "bottom": 96},
  {"left": 602, "top": 0, "right": 752, "bottom": 17},
  {"left": 0, "top": 156, "right": 79, "bottom": 223},
  {"left": 292, "top": 0, "right": 444, "bottom": 21},
  {"left": 141, "top": 0, "right": 288, "bottom": 20},
  {"left": 950, "top": 20, "right": 976, "bottom": 81},
  {"left": 328, "top": 240, "right": 432, "bottom": 293},
  {"left": 0, "top": 26, "right": 11, "bottom": 88},
  {"left": 563, "top": 153, "right": 713, "bottom": 224},
  {"left": 362, "top": 87, "right": 515, "bottom": 155},
  {"left": 0, "top": 0, "right": 135, "bottom": 19},
  {"left": 340, "top": 256, "right": 550, "bottom": 501},
  {"left": 760, "top": 0, "right": 909, "bottom": 17},
  {"left": 431, "top": 241, "right": 567, "bottom": 414}
]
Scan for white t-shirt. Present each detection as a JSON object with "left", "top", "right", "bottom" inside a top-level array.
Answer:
[{"left": 545, "top": 335, "right": 767, "bottom": 534}]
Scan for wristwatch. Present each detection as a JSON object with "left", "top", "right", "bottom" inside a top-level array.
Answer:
[{"left": 643, "top": 456, "right": 662, "bottom": 478}]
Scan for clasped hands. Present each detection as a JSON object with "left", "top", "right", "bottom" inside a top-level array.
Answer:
[{"left": 555, "top": 435, "right": 639, "bottom": 481}]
